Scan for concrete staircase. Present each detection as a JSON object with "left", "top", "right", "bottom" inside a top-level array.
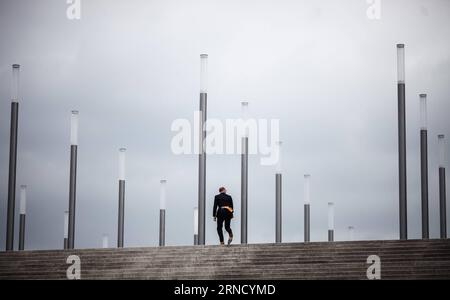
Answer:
[{"left": 1, "top": 239, "right": 449, "bottom": 280}]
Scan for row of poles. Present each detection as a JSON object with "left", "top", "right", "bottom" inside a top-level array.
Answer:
[
  {"left": 198, "top": 45, "right": 448, "bottom": 245},
  {"left": 4, "top": 63, "right": 345, "bottom": 251},
  {"left": 64, "top": 203, "right": 351, "bottom": 249},
  {"left": 3, "top": 44, "right": 449, "bottom": 251},
  {"left": 396, "top": 44, "right": 448, "bottom": 240}
]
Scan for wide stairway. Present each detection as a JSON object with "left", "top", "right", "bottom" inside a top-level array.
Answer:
[{"left": 1, "top": 239, "right": 449, "bottom": 279}]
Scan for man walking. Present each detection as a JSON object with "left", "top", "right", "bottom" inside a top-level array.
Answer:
[{"left": 213, "top": 187, "right": 234, "bottom": 245}]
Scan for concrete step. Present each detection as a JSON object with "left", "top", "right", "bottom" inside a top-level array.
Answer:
[
  {"left": 2, "top": 243, "right": 449, "bottom": 262},
  {"left": 2, "top": 251, "right": 449, "bottom": 268},
  {"left": 1, "top": 264, "right": 447, "bottom": 277},
  {"left": 2, "top": 252, "right": 450, "bottom": 270},
  {"left": 0, "top": 239, "right": 448, "bottom": 279},
  {"left": 2, "top": 238, "right": 449, "bottom": 257},
  {"left": 3, "top": 268, "right": 450, "bottom": 280}
]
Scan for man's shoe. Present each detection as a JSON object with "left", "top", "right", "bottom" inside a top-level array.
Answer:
[
  {"left": 227, "top": 236, "right": 233, "bottom": 246},
  {"left": 220, "top": 242, "right": 225, "bottom": 246}
]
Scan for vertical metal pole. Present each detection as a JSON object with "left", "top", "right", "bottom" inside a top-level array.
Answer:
[
  {"left": 420, "top": 128, "right": 429, "bottom": 239},
  {"left": 304, "top": 204, "right": 310, "bottom": 242},
  {"left": 117, "top": 148, "right": 126, "bottom": 248},
  {"left": 198, "top": 92, "right": 207, "bottom": 245},
  {"left": 68, "top": 144, "right": 78, "bottom": 249},
  {"left": 18, "top": 214, "right": 25, "bottom": 251},
  {"left": 198, "top": 54, "right": 208, "bottom": 246},
  {"left": 17, "top": 185, "right": 26, "bottom": 251},
  {"left": 397, "top": 44, "right": 407, "bottom": 240},
  {"left": 64, "top": 210, "right": 69, "bottom": 250},
  {"left": 304, "top": 174, "right": 311, "bottom": 243},
  {"left": 439, "top": 167, "right": 447, "bottom": 239},
  {"left": 398, "top": 78, "right": 407, "bottom": 240},
  {"left": 159, "top": 179, "right": 167, "bottom": 247},
  {"left": 194, "top": 207, "right": 198, "bottom": 245},
  {"left": 328, "top": 202, "right": 334, "bottom": 242},
  {"left": 438, "top": 135, "right": 447, "bottom": 239},
  {"left": 7, "top": 64, "right": 20, "bottom": 252},
  {"left": 68, "top": 109, "right": 79, "bottom": 250},
  {"left": 419, "top": 94, "right": 429, "bottom": 239},
  {"left": 159, "top": 209, "right": 166, "bottom": 247},
  {"left": 328, "top": 230, "right": 334, "bottom": 242},
  {"left": 6, "top": 102, "right": 19, "bottom": 251},
  {"left": 117, "top": 180, "right": 125, "bottom": 248},
  {"left": 241, "top": 136, "right": 248, "bottom": 244},
  {"left": 275, "top": 173, "right": 282, "bottom": 243}
]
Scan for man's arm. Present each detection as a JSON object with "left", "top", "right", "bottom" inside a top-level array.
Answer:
[
  {"left": 229, "top": 195, "right": 233, "bottom": 210},
  {"left": 213, "top": 196, "right": 218, "bottom": 217}
]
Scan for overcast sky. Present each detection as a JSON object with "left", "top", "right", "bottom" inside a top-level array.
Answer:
[{"left": 0, "top": 0, "right": 449, "bottom": 250}]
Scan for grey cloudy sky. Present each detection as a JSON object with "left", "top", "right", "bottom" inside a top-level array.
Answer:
[{"left": 0, "top": 0, "right": 449, "bottom": 250}]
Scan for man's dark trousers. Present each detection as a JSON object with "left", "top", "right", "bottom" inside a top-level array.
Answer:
[{"left": 217, "top": 208, "right": 233, "bottom": 243}]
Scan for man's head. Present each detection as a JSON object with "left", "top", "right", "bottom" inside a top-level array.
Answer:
[{"left": 219, "top": 187, "right": 226, "bottom": 194}]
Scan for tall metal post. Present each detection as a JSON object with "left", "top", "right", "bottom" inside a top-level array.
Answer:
[
  {"left": 397, "top": 44, "right": 408, "bottom": 240},
  {"left": 438, "top": 135, "right": 447, "bottom": 239},
  {"left": 117, "top": 148, "right": 126, "bottom": 248},
  {"left": 276, "top": 174, "right": 282, "bottom": 243},
  {"left": 275, "top": 141, "right": 282, "bottom": 243},
  {"left": 304, "top": 174, "right": 311, "bottom": 243},
  {"left": 159, "top": 180, "right": 167, "bottom": 247},
  {"left": 419, "top": 94, "right": 429, "bottom": 239},
  {"left": 64, "top": 211, "right": 69, "bottom": 249},
  {"left": 6, "top": 64, "right": 20, "bottom": 251},
  {"left": 198, "top": 54, "right": 208, "bottom": 245},
  {"left": 194, "top": 207, "right": 198, "bottom": 245},
  {"left": 18, "top": 185, "right": 27, "bottom": 251},
  {"left": 241, "top": 101, "right": 249, "bottom": 244},
  {"left": 68, "top": 110, "right": 79, "bottom": 249},
  {"left": 328, "top": 202, "right": 334, "bottom": 242}
]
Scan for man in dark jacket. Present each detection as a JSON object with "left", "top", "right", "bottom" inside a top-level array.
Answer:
[{"left": 213, "top": 187, "right": 234, "bottom": 245}]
